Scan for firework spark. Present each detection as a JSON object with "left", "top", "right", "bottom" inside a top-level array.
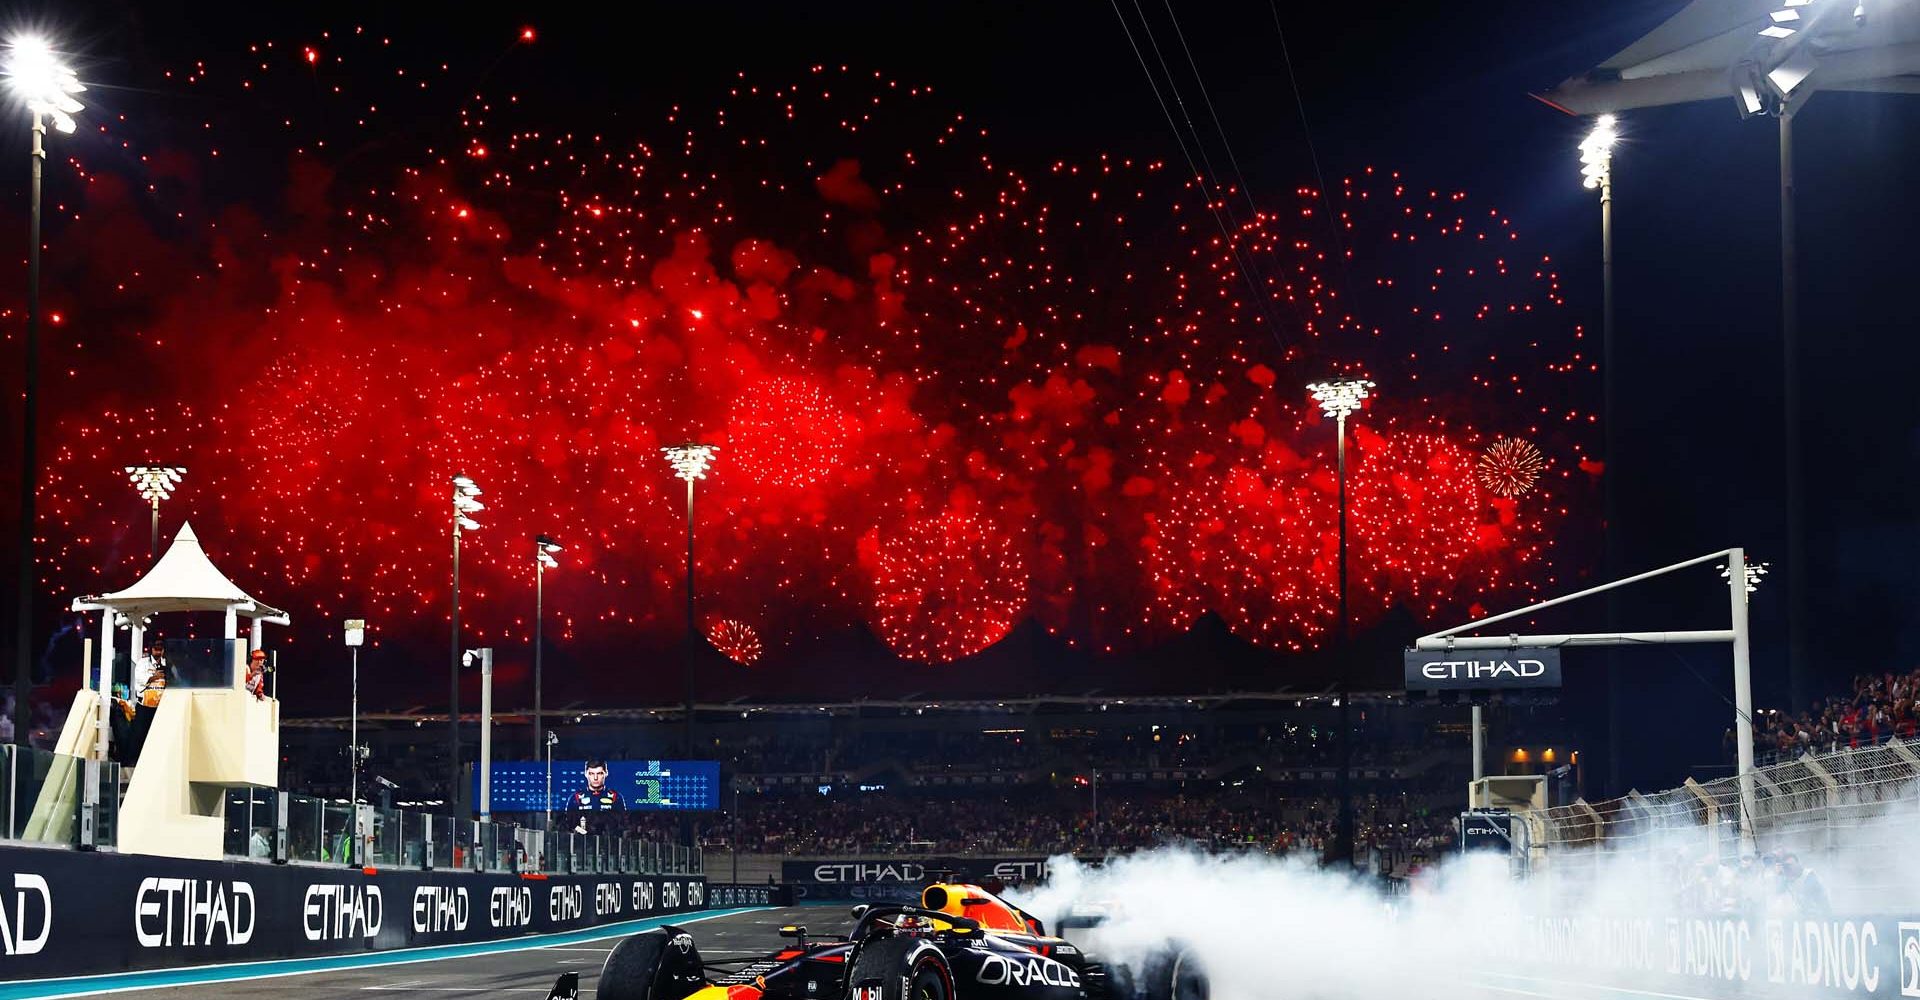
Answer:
[
  {"left": 1477, "top": 437, "right": 1547, "bottom": 498},
  {"left": 706, "top": 618, "right": 763, "bottom": 666}
]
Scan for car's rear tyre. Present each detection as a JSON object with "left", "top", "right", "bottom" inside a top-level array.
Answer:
[
  {"left": 1112, "top": 946, "right": 1208, "bottom": 1000},
  {"left": 846, "top": 937, "right": 955, "bottom": 1000},
  {"left": 598, "top": 927, "right": 708, "bottom": 1000}
]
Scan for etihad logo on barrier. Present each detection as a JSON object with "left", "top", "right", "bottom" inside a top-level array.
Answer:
[
  {"left": 1419, "top": 658, "right": 1549, "bottom": 681},
  {"left": 303, "top": 884, "right": 382, "bottom": 942},
  {"left": 0, "top": 874, "right": 51, "bottom": 957},
  {"left": 135, "top": 878, "right": 255, "bottom": 948},
  {"left": 412, "top": 886, "right": 469, "bottom": 933}
]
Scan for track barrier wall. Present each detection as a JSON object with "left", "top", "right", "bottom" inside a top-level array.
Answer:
[
  {"left": 0, "top": 844, "right": 708, "bottom": 980},
  {"left": 1491, "top": 911, "right": 1920, "bottom": 999}
]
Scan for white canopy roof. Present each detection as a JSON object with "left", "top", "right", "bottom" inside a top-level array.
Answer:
[
  {"left": 73, "top": 522, "right": 289, "bottom": 622},
  {"left": 1538, "top": 0, "right": 1920, "bottom": 116}
]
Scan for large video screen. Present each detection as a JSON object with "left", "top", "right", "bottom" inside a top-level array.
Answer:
[{"left": 479, "top": 759, "right": 720, "bottom": 813}]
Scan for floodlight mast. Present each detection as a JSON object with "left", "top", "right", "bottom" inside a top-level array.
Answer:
[
  {"left": 1578, "top": 112, "right": 1625, "bottom": 796},
  {"left": 449, "top": 474, "right": 484, "bottom": 808},
  {"left": 532, "top": 534, "right": 561, "bottom": 773},
  {"left": 662, "top": 444, "right": 717, "bottom": 758},
  {"left": 1415, "top": 547, "right": 1758, "bottom": 849},
  {"left": 1306, "top": 377, "right": 1372, "bottom": 868},
  {"left": 9, "top": 36, "right": 84, "bottom": 749}
]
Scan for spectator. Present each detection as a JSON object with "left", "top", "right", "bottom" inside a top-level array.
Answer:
[
  {"left": 1780, "top": 853, "right": 1830, "bottom": 914},
  {"left": 246, "top": 648, "right": 269, "bottom": 700},
  {"left": 127, "top": 644, "right": 172, "bottom": 766}
]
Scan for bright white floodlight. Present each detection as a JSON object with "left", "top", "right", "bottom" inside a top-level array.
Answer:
[
  {"left": 452, "top": 474, "right": 484, "bottom": 530},
  {"left": 1720, "top": 560, "right": 1770, "bottom": 596},
  {"left": 6, "top": 37, "right": 84, "bottom": 135},
  {"left": 662, "top": 443, "right": 719, "bottom": 482},
  {"left": 1579, "top": 114, "right": 1617, "bottom": 190},
  {"left": 1307, "top": 378, "right": 1374, "bottom": 420},
  {"left": 125, "top": 465, "right": 186, "bottom": 506},
  {"left": 536, "top": 534, "right": 562, "bottom": 568}
]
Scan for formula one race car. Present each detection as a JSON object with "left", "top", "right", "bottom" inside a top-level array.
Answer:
[{"left": 579, "top": 881, "right": 1207, "bottom": 1000}]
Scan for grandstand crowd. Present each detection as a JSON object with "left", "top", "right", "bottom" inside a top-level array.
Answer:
[
  {"left": 700, "top": 788, "right": 1457, "bottom": 856},
  {"left": 1750, "top": 666, "right": 1920, "bottom": 760}
]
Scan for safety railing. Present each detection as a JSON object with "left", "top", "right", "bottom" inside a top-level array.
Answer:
[{"left": 1, "top": 745, "right": 697, "bottom": 875}]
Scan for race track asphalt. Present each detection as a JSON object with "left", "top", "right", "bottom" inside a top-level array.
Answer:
[{"left": 31, "top": 904, "right": 1723, "bottom": 1000}]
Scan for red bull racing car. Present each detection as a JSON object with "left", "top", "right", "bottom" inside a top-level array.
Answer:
[{"left": 563, "top": 881, "right": 1206, "bottom": 1000}]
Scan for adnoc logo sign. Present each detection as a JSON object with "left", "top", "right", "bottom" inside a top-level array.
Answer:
[{"left": 1404, "top": 647, "right": 1562, "bottom": 692}]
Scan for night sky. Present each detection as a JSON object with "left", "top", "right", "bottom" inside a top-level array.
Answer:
[{"left": 5, "top": 1, "right": 1918, "bottom": 794}]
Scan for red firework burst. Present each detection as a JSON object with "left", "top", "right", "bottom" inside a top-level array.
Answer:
[
  {"left": 725, "top": 375, "right": 855, "bottom": 494},
  {"left": 1349, "top": 431, "right": 1493, "bottom": 609},
  {"left": 1142, "top": 465, "right": 1336, "bottom": 651},
  {"left": 1477, "top": 437, "right": 1546, "bottom": 497},
  {"left": 868, "top": 509, "right": 1026, "bottom": 664},
  {"left": 706, "top": 618, "right": 764, "bottom": 666}
]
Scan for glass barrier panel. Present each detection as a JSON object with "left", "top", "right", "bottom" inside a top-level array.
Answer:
[
  {"left": 370, "top": 808, "right": 398, "bottom": 866},
  {"left": 480, "top": 823, "right": 503, "bottom": 873},
  {"left": 490, "top": 822, "right": 508, "bottom": 872},
  {"left": 160, "top": 638, "right": 236, "bottom": 690},
  {"left": 9, "top": 747, "right": 80, "bottom": 847},
  {"left": 320, "top": 801, "right": 352, "bottom": 864},
  {"left": 223, "top": 788, "right": 271, "bottom": 858},
  {"left": 398, "top": 811, "right": 426, "bottom": 868},
  {"left": 288, "top": 794, "right": 328, "bottom": 862},
  {"left": 432, "top": 816, "right": 455, "bottom": 870}
]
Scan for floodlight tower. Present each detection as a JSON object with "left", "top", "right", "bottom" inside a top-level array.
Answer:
[
  {"left": 450, "top": 474, "right": 484, "bottom": 807},
  {"left": 125, "top": 466, "right": 186, "bottom": 560},
  {"left": 1308, "top": 376, "right": 1373, "bottom": 867},
  {"left": 1579, "top": 114, "right": 1628, "bottom": 793},
  {"left": 662, "top": 444, "right": 717, "bottom": 758},
  {"left": 533, "top": 535, "right": 561, "bottom": 761},
  {"left": 7, "top": 36, "right": 84, "bottom": 748}
]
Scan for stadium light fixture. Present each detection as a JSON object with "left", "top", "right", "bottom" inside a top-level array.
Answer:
[
  {"left": 1578, "top": 114, "right": 1617, "bottom": 191},
  {"left": 1720, "top": 560, "right": 1770, "bottom": 597},
  {"left": 5, "top": 37, "right": 84, "bottom": 135},
  {"left": 124, "top": 465, "right": 186, "bottom": 559},
  {"left": 662, "top": 443, "right": 718, "bottom": 482},
  {"left": 1307, "top": 377, "right": 1373, "bottom": 419}
]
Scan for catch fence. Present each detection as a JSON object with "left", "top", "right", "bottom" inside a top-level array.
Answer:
[{"left": 1527, "top": 739, "right": 1920, "bottom": 905}]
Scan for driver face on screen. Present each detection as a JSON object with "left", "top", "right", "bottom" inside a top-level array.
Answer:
[{"left": 584, "top": 763, "right": 608, "bottom": 793}]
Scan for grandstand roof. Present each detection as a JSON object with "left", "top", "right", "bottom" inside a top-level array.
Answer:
[{"left": 1536, "top": 0, "right": 1920, "bottom": 115}]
